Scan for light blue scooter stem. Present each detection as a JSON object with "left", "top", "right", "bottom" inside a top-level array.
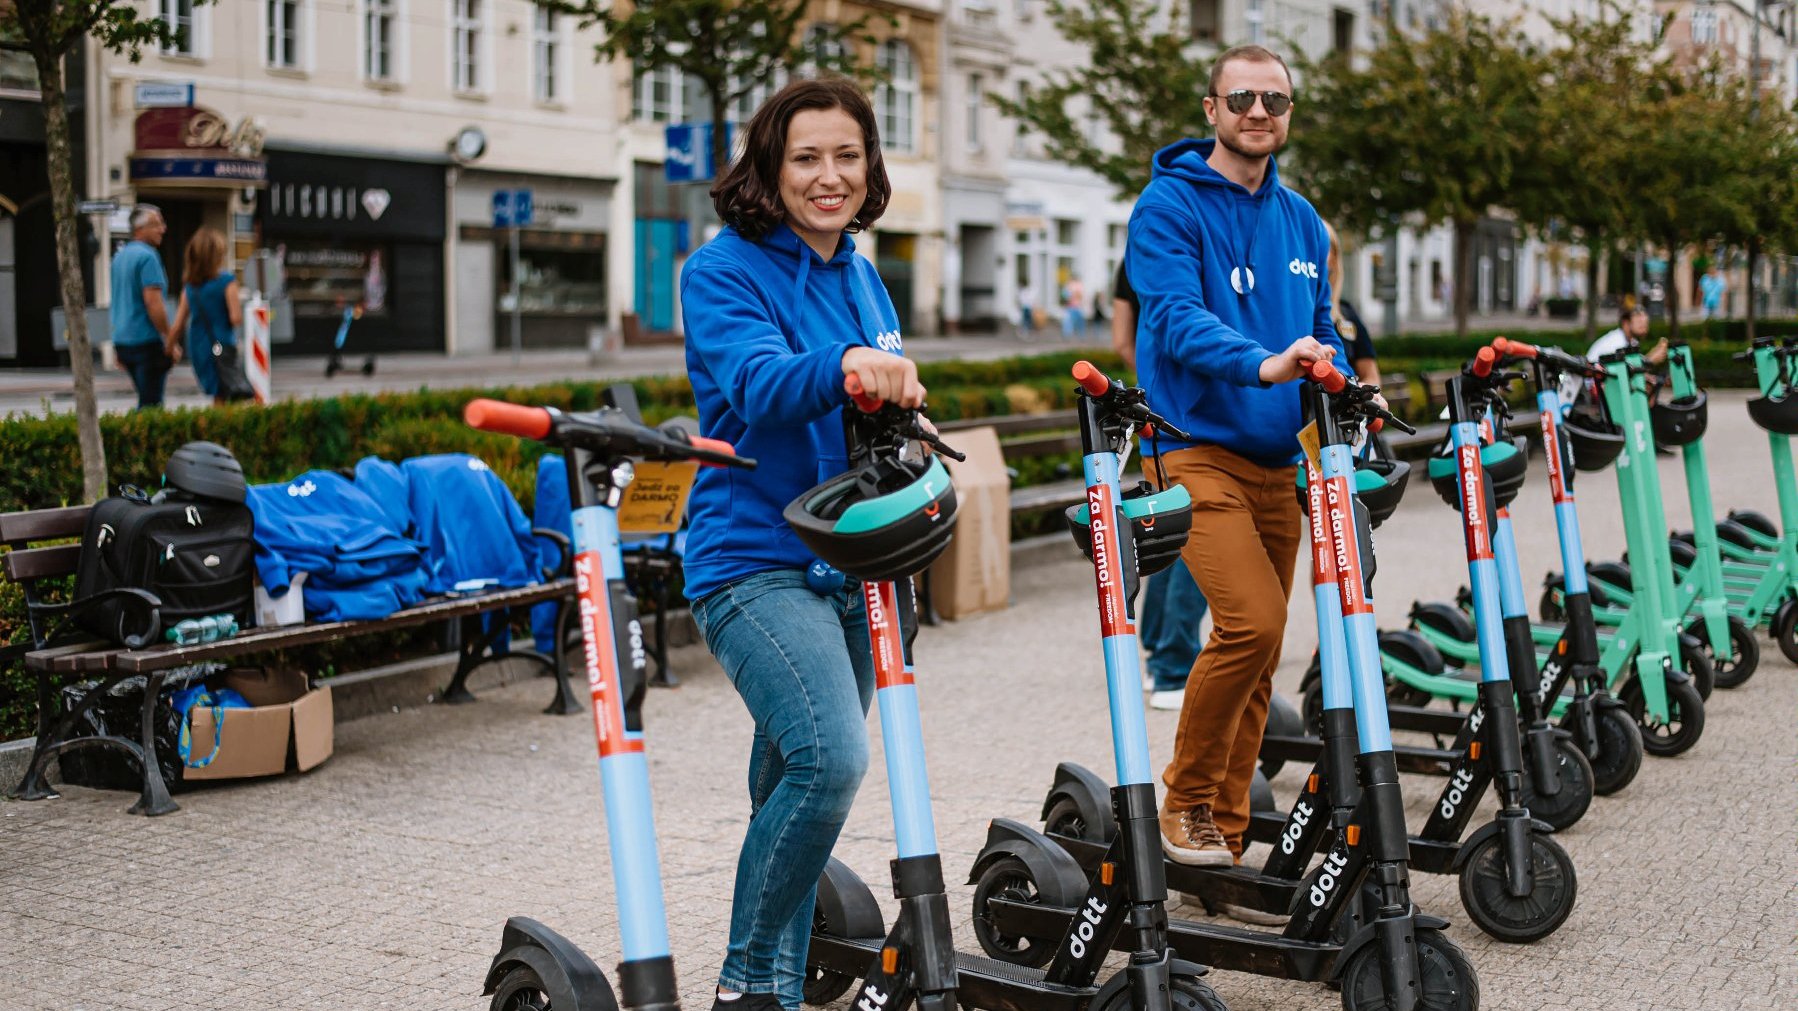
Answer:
[
  {"left": 1321, "top": 442, "right": 1395, "bottom": 754},
  {"left": 865, "top": 580, "right": 941, "bottom": 860},
  {"left": 1450, "top": 422, "right": 1515, "bottom": 686},
  {"left": 1083, "top": 448, "right": 1155, "bottom": 787}
]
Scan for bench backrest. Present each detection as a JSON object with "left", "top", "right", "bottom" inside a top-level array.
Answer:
[{"left": 1, "top": 505, "right": 92, "bottom": 646}]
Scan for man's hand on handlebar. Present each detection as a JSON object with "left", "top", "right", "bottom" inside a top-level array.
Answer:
[
  {"left": 1259, "top": 336, "right": 1337, "bottom": 385},
  {"left": 842, "top": 346, "right": 925, "bottom": 408}
]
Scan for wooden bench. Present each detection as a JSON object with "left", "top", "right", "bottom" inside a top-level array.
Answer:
[{"left": 2, "top": 504, "right": 579, "bottom": 817}]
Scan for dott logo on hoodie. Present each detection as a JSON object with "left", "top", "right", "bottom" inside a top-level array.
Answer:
[
  {"left": 1289, "top": 258, "right": 1320, "bottom": 279},
  {"left": 875, "top": 329, "right": 903, "bottom": 353}
]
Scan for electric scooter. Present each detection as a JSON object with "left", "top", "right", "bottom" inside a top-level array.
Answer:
[
  {"left": 464, "top": 397, "right": 756, "bottom": 1011},
  {"left": 807, "top": 368, "right": 1227, "bottom": 1011},
  {"left": 976, "top": 363, "right": 1476, "bottom": 1009},
  {"left": 1741, "top": 336, "right": 1798, "bottom": 662}
]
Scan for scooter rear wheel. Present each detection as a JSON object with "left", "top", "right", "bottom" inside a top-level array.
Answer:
[
  {"left": 1618, "top": 675, "right": 1706, "bottom": 757},
  {"left": 1729, "top": 509, "right": 1778, "bottom": 540},
  {"left": 1045, "top": 796, "right": 1099, "bottom": 842},
  {"left": 1339, "top": 927, "right": 1480, "bottom": 1011},
  {"left": 1686, "top": 616, "right": 1760, "bottom": 689},
  {"left": 1094, "top": 974, "right": 1229, "bottom": 1011},
  {"left": 1666, "top": 538, "right": 1698, "bottom": 571},
  {"left": 1775, "top": 598, "right": 1798, "bottom": 666},
  {"left": 1457, "top": 832, "right": 1578, "bottom": 943},
  {"left": 490, "top": 965, "right": 553, "bottom": 1011},
  {"left": 1587, "top": 704, "right": 1644, "bottom": 796},
  {"left": 1517, "top": 736, "right": 1594, "bottom": 832},
  {"left": 970, "top": 856, "right": 1057, "bottom": 969},
  {"left": 805, "top": 905, "right": 858, "bottom": 1005}
]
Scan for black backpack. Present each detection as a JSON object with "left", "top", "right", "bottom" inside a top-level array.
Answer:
[{"left": 72, "top": 488, "right": 256, "bottom": 646}]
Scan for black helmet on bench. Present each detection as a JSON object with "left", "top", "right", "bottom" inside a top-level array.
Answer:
[
  {"left": 784, "top": 455, "right": 958, "bottom": 582},
  {"left": 163, "top": 441, "right": 248, "bottom": 503}
]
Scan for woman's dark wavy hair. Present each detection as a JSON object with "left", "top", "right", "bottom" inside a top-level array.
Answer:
[{"left": 711, "top": 76, "right": 890, "bottom": 241}]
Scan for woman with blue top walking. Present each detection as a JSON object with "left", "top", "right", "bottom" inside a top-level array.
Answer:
[
  {"left": 679, "top": 77, "right": 923, "bottom": 1011},
  {"left": 169, "top": 226, "right": 243, "bottom": 404}
]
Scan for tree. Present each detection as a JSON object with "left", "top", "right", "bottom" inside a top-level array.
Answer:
[
  {"left": 990, "top": 0, "right": 1209, "bottom": 199},
  {"left": 1, "top": 1, "right": 192, "bottom": 502},
  {"left": 1719, "top": 80, "right": 1798, "bottom": 339},
  {"left": 1293, "top": 10, "right": 1551, "bottom": 337},
  {"left": 546, "top": 0, "right": 889, "bottom": 179},
  {"left": 1527, "top": 4, "right": 1666, "bottom": 340}
]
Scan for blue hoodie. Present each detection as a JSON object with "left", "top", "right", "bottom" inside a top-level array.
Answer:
[
  {"left": 678, "top": 223, "right": 899, "bottom": 601},
  {"left": 245, "top": 470, "right": 431, "bottom": 622},
  {"left": 1127, "top": 139, "right": 1343, "bottom": 466}
]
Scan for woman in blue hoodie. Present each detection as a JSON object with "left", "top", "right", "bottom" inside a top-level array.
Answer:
[{"left": 679, "top": 77, "right": 923, "bottom": 1011}]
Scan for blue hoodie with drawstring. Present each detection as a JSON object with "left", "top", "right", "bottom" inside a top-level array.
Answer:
[
  {"left": 678, "top": 223, "right": 900, "bottom": 602},
  {"left": 1127, "top": 138, "right": 1343, "bottom": 467}
]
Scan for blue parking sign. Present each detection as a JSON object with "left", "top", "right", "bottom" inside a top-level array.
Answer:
[{"left": 492, "top": 189, "right": 534, "bottom": 228}]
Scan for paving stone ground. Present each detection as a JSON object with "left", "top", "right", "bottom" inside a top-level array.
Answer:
[{"left": 4, "top": 391, "right": 1794, "bottom": 1011}]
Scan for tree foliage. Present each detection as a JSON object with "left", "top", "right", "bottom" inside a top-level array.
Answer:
[
  {"left": 545, "top": 0, "right": 890, "bottom": 174},
  {"left": 1, "top": 1, "right": 201, "bottom": 502},
  {"left": 990, "top": 0, "right": 1209, "bottom": 199}
]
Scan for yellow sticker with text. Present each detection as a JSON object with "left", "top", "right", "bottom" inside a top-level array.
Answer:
[
  {"left": 617, "top": 461, "right": 699, "bottom": 534},
  {"left": 1296, "top": 420, "right": 1323, "bottom": 476}
]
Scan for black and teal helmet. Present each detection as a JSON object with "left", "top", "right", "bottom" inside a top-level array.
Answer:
[
  {"left": 1295, "top": 457, "right": 1412, "bottom": 528},
  {"left": 784, "top": 455, "right": 958, "bottom": 582},
  {"left": 1748, "top": 386, "right": 1798, "bottom": 435},
  {"left": 1064, "top": 482, "right": 1193, "bottom": 577},
  {"left": 1428, "top": 436, "right": 1527, "bottom": 510}
]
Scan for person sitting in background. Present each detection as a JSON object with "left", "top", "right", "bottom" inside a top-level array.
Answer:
[{"left": 1559, "top": 306, "right": 1665, "bottom": 409}]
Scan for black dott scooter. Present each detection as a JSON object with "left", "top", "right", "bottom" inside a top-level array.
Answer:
[
  {"left": 806, "top": 368, "right": 1226, "bottom": 1011},
  {"left": 463, "top": 397, "right": 755, "bottom": 1011},
  {"left": 973, "top": 363, "right": 1477, "bottom": 1010}
]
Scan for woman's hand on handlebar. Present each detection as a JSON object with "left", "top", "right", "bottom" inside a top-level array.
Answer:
[
  {"left": 1259, "top": 336, "right": 1337, "bottom": 385},
  {"left": 842, "top": 346, "right": 926, "bottom": 408}
]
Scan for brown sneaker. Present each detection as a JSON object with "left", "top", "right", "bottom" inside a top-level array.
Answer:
[{"left": 1160, "top": 802, "right": 1233, "bottom": 866}]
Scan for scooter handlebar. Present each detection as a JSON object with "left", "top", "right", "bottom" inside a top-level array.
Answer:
[
  {"left": 843, "top": 374, "right": 886, "bottom": 414},
  {"left": 465, "top": 398, "right": 552, "bottom": 440},
  {"left": 1072, "top": 360, "right": 1114, "bottom": 397},
  {"left": 1492, "top": 337, "right": 1537, "bottom": 359},
  {"left": 1470, "top": 346, "right": 1498, "bottom": 378},
  {"left": 1305, "top": 359, "right": 1346, "bottom": 393}
]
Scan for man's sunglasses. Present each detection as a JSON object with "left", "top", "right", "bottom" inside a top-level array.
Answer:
[{"left": 1216, "top": 89, "right": 1292, "bottom": 116}]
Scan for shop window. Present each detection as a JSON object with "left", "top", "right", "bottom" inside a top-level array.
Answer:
[
  {"left": 499, "top": 234, "right": 609, "bottom": 318},
  {"left": 533, "top": 7, "right": 563, "bottom": 103},
  {"left": 364, "top": 0, "right": 397, "bottom": 81},
  {"left": 267, "top": 0, "right": 302, "bottom": 70},
  {"left": 453, "top": 0, "right": 485, "bottom": 93},
  {"left": 160, "top": 0, "right": 199, "bottom": 56},
  {"left": 875, "top": 40, "right": 917, "bottom": 154},
  {"left": 278, "top": 241, "right": 394, "bottom": 320}
]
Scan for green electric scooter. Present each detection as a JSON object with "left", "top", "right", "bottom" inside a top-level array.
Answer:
[
  {"left": 1539, "top": 341, "right": 1761, "bottom": 688},
  {"left": 1409, "top": 352, "right": 1706, "bottom": 757}
]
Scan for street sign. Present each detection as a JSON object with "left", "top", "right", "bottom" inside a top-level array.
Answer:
[
  {"left": 134, "top": 82, "right": 195, "bottom": 108},
  {"left": 665, "top": 123, "right": 732, "bottom": 183},
  {"left": 76, "top": 199, "right": 119, "bottom": 215},
  {"left": 491, "top": 188, "right": 534, "bottom": 228}
]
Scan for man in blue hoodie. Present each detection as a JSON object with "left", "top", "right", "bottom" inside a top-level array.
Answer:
[{"left": 1127, "top": 44, "right": 1345, "bottom": 891}]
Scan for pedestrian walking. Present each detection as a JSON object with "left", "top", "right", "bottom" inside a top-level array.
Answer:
[
  {"left": 169, "top": 226, "right": 246, "bottom": 404},
  {"left": 680, "top": 77, "right": 923, "bottom": 1011},
  {"left": 1017, "top": 281, "right": 1038, "bottom": 337},
  {"left": 109, "top": 205, "right": 177, "bottom": 409},
  {"left": 1111, "top": 258, "right": 1209, "bottom": 711},
  {"left": 1061, "top": 274, "right": 1087, "bottom": 340},
  {"left": 1700, "top": 264, "right": 1727, "bottom": 320},
  {"left": 1127, "top": 44, "right": 1345, "bottom": 903}
]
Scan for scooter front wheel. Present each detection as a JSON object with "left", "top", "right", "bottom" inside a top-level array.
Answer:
[
  {"left": 1676, "top": 634, "right": 1716, "bottom": 699},
  {"left": 1457, "top": 832, "right": 1578, "bottom": 943},
  {"left": 1339, "top": 927, "right": 1480, "bottom": 1011},
  {"left": 1774, "top": 598, "right": 1798, "bottom": 666},
  {"left": 490, "top": 965, "right": 554, "bottom": 1011},
  {"left": 1687, "top": 615, "right": 1760, "bottom": 689},
  {"left": 1619, "top": 675, "right": 1706, "bottom": 757},
  {"left": 1587, "top": 704, "right": 1644, "bottom": 796},
  {"left": 1517, "top": 737, "right": 1595, "bottom": 832},
  {"left": 1094, "top": 974, "right": 1229, "bottom": 1011}
]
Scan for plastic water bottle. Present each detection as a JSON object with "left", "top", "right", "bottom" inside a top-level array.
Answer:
[{"left": 165, "top": 614, "right": 240, "bottom": 645}]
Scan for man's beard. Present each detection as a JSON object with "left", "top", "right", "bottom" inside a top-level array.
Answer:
[{"left": 1218, "top": 126, "right": 1286, "bottom": 161}]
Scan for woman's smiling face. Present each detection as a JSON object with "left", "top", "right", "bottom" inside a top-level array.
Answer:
[{"left": 779, "top": 106, "right": 868, "bottom": 259}]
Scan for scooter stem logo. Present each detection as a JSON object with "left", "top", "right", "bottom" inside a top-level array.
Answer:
[
  {"left": 1281, "top": 800, "right": 1315, "bottom": 855},
  {"left": 1309, "top": 846, "right": 1350, "bottom": 907},
  {"left": 1459, "top": 443, "right": 1493, "bottom": 561},
  {"left": 1088, "top": 484, "right": 1130, "bottom": 638},
  {"left": 1066, "top": 895, "right": 1109, "bottom": 958}
]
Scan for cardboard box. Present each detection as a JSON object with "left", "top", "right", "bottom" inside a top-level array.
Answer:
[
  {"left": 928, "top": 426, "right": 1011, "bottom": 620},
  {"left": 182, "top": 669, "right": 334, "bottom": 781}
]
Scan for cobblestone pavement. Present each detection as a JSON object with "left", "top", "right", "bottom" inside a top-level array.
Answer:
[{"left": 5, "top": 392, "right": 1795, "bottom": 1011}]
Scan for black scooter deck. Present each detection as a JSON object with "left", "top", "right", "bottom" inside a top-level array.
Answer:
[{"left": 808, "top": 933, "right": 1102, "bottom": 1011}]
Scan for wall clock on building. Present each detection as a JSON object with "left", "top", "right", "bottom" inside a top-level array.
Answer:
[{"left": 453, "top": 126, "right": 488, "bottom": 164}]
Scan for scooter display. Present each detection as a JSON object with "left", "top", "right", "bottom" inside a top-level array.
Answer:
[
  {"left": 807, "top": 367, "right": 1228, "bottom": 1011},
  {"left": 464, "top": 398, "right": 756, "bottom": 1011},
  {"left": 973, "top": 362, "right": 1477, "bottom": 1009}
]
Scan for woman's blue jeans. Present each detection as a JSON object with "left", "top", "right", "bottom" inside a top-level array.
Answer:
[
  {"left": 692, "top": 569, "right": 874, "bottom": 1009},
  {"left": 1138, "top": 560, "right": 1209, "bottom": 692}
]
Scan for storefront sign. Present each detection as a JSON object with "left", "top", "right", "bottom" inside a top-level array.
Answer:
[
  {"left": 130, "top": 106, "right": 267, "bottom": 188},
  {"left": 260, "top": 150, "right": 445, "bottom": 240}
]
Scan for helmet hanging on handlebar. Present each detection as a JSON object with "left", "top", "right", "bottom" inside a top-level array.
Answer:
[
  {"left": 1064, "top": 482, "right": 1194, "bottom": 577},
  {"left": 1295, "top": 457, "right": 1412, "bottom": 528},
  {"left": 784, "top": 455, "right": 959, "bottom": 582},
  {"left": 1427, "top": 437, "right": 1528, "bottom": 510}
]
